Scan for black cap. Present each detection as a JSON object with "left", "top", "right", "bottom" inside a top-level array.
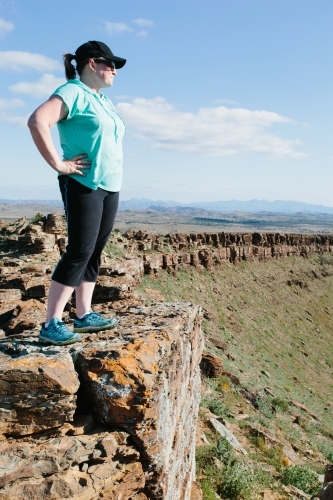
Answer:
[{"left": 75, "top": 41, "right": 126, "bottom": 69}]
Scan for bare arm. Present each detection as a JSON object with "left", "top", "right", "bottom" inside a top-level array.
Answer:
[{"left": 27, "top": 96, "right": 91, "bottom": 176}]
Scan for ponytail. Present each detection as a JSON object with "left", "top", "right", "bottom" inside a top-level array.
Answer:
[
  {"left": 63, "top": 53, "right": 77, "bottom": 80},
  {"left": 63, "top": 52, "right": 89, "bottom": 80}
]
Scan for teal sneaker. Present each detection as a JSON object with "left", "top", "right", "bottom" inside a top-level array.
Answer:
[
  {"left": 39, "top": 318, "right": 82, "bottom": 345},
  {"left": 73, "top": 311, "right": 119, "bottom": 333}
]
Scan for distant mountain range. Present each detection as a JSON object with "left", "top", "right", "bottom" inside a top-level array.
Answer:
[
  {"left": 119, "top": 198, "right": 333, "bottom": 214},
  {"left": 1, "top": 198, "right": 333, "bottom": 215},
  {"left": 0, "top": 199, "right": 63, "bottom": 206}
]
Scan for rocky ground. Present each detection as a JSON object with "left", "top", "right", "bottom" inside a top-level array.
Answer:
[{"left": 0, "top": 213, "right": 333, "bottom": 500}]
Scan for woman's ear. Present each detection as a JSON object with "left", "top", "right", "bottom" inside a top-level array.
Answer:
[{"left": 87, "top": 58, "right": 96, "bottom": 73}]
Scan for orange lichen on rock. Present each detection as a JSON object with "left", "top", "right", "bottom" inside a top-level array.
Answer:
[
  {"left": 0, "top": 290, "right": 203, "bottom": 499},
  {"left": 75, "top": 302, "right": 204, "bottom": 499}
]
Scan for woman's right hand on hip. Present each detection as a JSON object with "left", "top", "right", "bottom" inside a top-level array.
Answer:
[{"left": 57, "top": 154, "right": 91, "bottom": 176}]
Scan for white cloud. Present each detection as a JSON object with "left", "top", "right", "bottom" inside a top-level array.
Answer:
[
  {"left": 0, "top": 98, "right": 27, "bottom": 126},
  {"left": 132, "top": 18, "right": 155, "bottom": 28},
  {"left": 104, "top": 22, "right": 134, "bottom": 36},
  {"left": 0, "top": 51, "right": 62, "bottom": 72},
  {"left": 115, "top": 94, "right": 133, "bottom": 101},
  {"left": 10, "top": 73, "right": 65, "bottom": 98},
  {"left": 116, "top": 97, "right": 306, "bottom": 158},
  {"left": 137, "top": 30, "right": 149, "bottom": 38},
  {"left": 0, "top": 98, "right": 25, "bottom": 111},
  {"left": 0, "top": 18, "right": 14, "bottom": 38},
  {"left": 1, "top": 114, "right": 28, "bottom": 126}
]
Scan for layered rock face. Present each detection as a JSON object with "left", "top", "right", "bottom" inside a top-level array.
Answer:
[
  {"left": 75, "top": 303, "right": 203, "bottom": 498},
  {"left": 2, "top": 213, "right": 333, "bottom": 273},
  {"left": 0, "top": 303, "right": 203, "bottom": 500}
]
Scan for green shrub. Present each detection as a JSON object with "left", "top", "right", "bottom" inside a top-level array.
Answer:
[
  {"left": 272, "top": 397, "right": 289, "bottom": 412},
  {"left": 201, "top": 395, "right": 230, "bottom": 418},
  {"left": 317, "top": 254, "right": 333, "bottom": 266},
  {"left": 216, "top": 375, "right": 232, "bottom": 392},
  {"left": 29, "top": 212, "right": 44, "bottom": 224},
  {"left": 201, "top": 479, "right": 218, "bottom": 500},
  {"left": 196, "top": 445, "right": 218, "bottom": 478},
  {"left": 104, "top": 241, "right": 127, "bottom": 258},
  {"left": 215, "top": 438, "right": 233, "bottom": 464},
  {"left": 318, "top": 440, "right": 333, "bottom": 462},
  {"left": 281, "top": 465, "right": 321, "bottom": 495},
  {"left": 217, "top": 459, "right": 258, "bottom": 500},
  {"left": 254, "top": 396, "right": 274, "bottom": 418}
]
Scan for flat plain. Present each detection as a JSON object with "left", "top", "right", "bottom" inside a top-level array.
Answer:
[{"left": 2, "top": 202, "right": 333, "bottom": 234}]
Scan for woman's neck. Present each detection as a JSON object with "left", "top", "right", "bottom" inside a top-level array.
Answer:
[{"left": 80, "top": 74, "right": 100, "bottom": 94}]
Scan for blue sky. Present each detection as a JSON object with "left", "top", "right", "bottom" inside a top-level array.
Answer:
[{"left": 0, "top": 0, "right": 332, "bottom": 204}]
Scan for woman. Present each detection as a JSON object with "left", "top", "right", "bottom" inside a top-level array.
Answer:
[{"left": 28, "top": 41, "right": 126, "bottom": 345}]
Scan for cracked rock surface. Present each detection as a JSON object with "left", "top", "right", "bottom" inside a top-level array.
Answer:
[{"left": 0, "top": 302, "right": 203, "bottom": 500}]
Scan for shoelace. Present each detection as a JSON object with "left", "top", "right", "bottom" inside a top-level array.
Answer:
[
  {"left": 55, "top": 321, "right": 72, "bottom": 334},
  {"left": 80, "top": 312, "right": 104, "bottom": 323}
]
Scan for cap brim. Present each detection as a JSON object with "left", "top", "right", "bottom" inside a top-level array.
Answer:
[{"left": 106, "top": 56, "right": 126, "bottom": 69}]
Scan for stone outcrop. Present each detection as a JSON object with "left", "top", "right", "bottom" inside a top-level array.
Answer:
[
  {"left": 325, "top": 465, "right": 333, "bottom": 484},
  {"left": 1, "top": 214, "right": 333, "bottom": 273},
  {"left": 0, "top": 429, "right": 147, "bottom": 500},
  {"left": 105, "top": 227, "right": 333, "bottom": 274},
  {"left": 0, "top": 289, "right": 21, "bottom": 323},
  {"left": 76, "top": 303, "right": 203, "bottom": 498},
  {"left": 6, "top": 299, "right": 45, "bottom": 334},
  {"left": 312, "top": 482, "right": 333, "bottom": 500},
  {"left": 0, "top": 303, "right": 204, "bottom": 500},
  {"left": 0, "top": 255, "right": 144, "bottom": 332},
  {"left": 0, "top": 347, "right": 79, "bottom": 436},
  {"left": 200, "top": 352, "right": 240, "bottom": 384}
]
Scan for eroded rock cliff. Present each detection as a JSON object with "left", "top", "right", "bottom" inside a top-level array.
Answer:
[{"left": 0, "top": 302, "right": 203, "bottom": 499}]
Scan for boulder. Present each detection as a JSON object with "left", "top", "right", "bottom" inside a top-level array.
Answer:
[
  {"left": 143, "top": 253, "right": 164, "bottom": 274},
  {"left": 24, "top": 275, "right": 50, "bottom": 299},
  {"left": 33, "top": 233, "right": 57, "bottom": 253},
  {"left": 0, "top": 343, "right": 79, "bottom": 435},
  {"left": 311, "top": 482, "right": 333, "bottom": 500},
  {"left": 200, "top": 352, "right": 224, "bottom": 377},
  {"left": 100, "top": 256, "right": 144, "bottom": 283},
  {"left": 0, "top": 289, "right": 21, "bottom": 323},
  {"left": 0, "top": 430, "right": 147, "bottom": 500},
  {"left": 5, "top": 299, "right": 45, "bottom": 334},
  {"left": 44, "top": 213, "right": 66, "bottom": 235},
  {"left": 93, "top": 275, "right": 136, "bottom": 303},
  {"left": 208, "top": 336, "right": 228, "bottom": 351},
  {"left": 325, "top": 465, "right": 333, "bottom": 484}
]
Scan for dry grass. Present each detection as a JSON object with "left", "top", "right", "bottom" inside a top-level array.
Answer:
[{"left": 137, "top": 253, "right": 333, "bottom": 498}]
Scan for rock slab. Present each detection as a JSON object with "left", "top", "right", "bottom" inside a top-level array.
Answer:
[
  {"left": 0, "top": 429, "right": 147, "bottom": 500},
  {"left": 0, "top": 302, "right": 203, "bottom": 500},
  {"left": 0, "top": 346, "right": 79, "bottom": 436},
  {"left": 75, "top": 302, "right": 204, "bottom": 499}
]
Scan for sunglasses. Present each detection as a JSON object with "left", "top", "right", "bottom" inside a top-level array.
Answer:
[{"left": 93, "top": 58, "right": 116, "bottom": 70}]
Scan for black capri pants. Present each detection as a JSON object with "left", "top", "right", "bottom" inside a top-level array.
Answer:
[{"left": 52, "top": 176, "right": 119, "bottom": 287}]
